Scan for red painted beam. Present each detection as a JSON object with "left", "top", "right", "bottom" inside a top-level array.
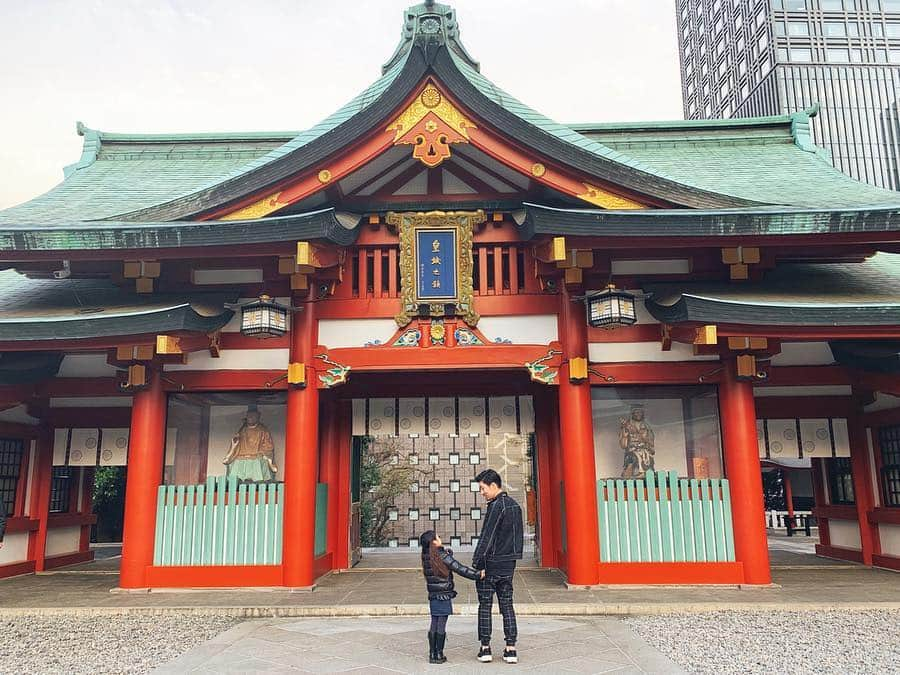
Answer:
[
  {"left": 589, "top": 361, "right": 722, "bottom": 385},
  {"left": 36, "top": 378, "right": 122, "bottom": 398},
  {"left": 324, "top": 342, "right": 562, "bottom": 372},
  {"left": 755, "top": 396, "right": 855, "bottom": 419},
  {"left": 764, "top": 366, "right": 853, "bottom": 387},
  {"left": 164, "top": 370, "right": 289, "bottom": 391},
  {"left": 854, "top": 371, "right": 900, "bottom": 396}
]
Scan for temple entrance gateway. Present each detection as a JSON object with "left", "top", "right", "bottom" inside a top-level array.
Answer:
[{"left": 349, "top": 396, "right": 539, "bottom": 566}]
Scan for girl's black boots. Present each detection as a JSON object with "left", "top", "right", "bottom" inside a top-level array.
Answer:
[
  {"left": 428, "top": 631, "right": 440, "bottom": 664},
  {"left": 435, "top": 632, "right": 448, "bottom": 663}
]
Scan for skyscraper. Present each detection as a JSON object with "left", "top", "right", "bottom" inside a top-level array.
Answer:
[{"left": 677, "top": 0, "right": 900, "bottom": 190}]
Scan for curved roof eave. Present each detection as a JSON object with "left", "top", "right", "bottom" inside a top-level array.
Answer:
[
  {"left": 0, "top": 208, "right": 361, "bottom": 252},
  {"left": 0, "top": 305, "right": 235, "bottom": 342},
  {"left": 516, "top": 202, "right": 900, "bottom": 239},
  {"left": 645, "top": 294, "right": 900, "bottom": 327}
]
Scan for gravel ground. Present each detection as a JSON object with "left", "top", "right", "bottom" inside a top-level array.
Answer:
[
  {"left": 0, "top": 614, "right": 236, "bottom": 675},
  {"left": 625, "top": 609, "right": 900, "bottom": 675}
]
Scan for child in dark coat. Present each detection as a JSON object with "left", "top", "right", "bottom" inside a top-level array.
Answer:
[{"left": 419, "top": 529, "right": 483, "bottom": 664}]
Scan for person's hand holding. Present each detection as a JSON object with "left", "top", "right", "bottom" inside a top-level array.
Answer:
[{"left": 480, "top": 569, "right": 485, "bottom": 579}]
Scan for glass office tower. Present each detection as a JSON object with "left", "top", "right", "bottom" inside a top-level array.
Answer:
[{"left": 677, "top": 0, "right": 900, "bottom": 190}]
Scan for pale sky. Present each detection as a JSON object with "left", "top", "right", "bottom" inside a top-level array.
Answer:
[{"left": 0, "top": 0, "right": 683, "bottom": 210}]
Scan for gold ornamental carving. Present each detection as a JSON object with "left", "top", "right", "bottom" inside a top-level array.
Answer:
[
  {"left": 386, "top": 82, "right": 476, "bottom": 168},
  {"left": 219, "top": 191, "right": 285, "bottom": 221},
  {"left": 389, "top": 209, "right": 485, "bottom": 327},
  {"left": 577, "top": 183, "right": 646, "bottom": 210},
  {"left": 317, "top": 169, "right": 332, "bottom": 183},
  {"left": 531, "top": 163, "right": 546, "bottom": 178}
]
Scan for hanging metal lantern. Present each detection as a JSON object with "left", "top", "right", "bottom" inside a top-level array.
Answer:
[
  {"left": 586, "top": 285, "right": 637, "bottom": 329},
  {"left": 240, "top": 295, "right": 288, "bottom": 338}
]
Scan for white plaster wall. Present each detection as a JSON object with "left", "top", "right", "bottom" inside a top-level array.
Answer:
[
  {"left": 478, "top": 315, "right": 558, "bottom": 344},
  {"left": 770, "top": 342, "right": 835, "bottom": 366},
  {"left": 754, "top": 385, "right": 853, "bottom": 397},
  {"left": 51, "top": 397, "right": 132, "bottom": 408},
  {"left": 589, "top": 341, "right": 719, "bottom": 363},
  {"left": 165, "top": 349, "right": 290, "bottom": 371},
  {"left": 878, "top": 524, "right": 900, "bottom": 557},
  {"left": 0, "top": 533, "right": 29, "bottom": 564},
  {"left": 45, "top": 526, "right": 81, "bottom": 557},
  {"left": 865, "top": 393, "right": 900, "bottom": 412},
  {"left": 828, "top": 519, "right": 862, "bottom": 550},
  {"left": 58, "top": 354, "right": 119, "bottom": 377},
  {"left": 318, "top": 318, "right": 399, "bottom": 348},
  {"left": 0, "top": 405, "right": 39, "bottom": 425}
]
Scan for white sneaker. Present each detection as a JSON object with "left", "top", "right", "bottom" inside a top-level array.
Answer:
[
  {"left": 503, "top": 648, "right": 518, "bottom": 664},
  {"left": 478, "top": 645, "right": 493, "bottom": 662}
]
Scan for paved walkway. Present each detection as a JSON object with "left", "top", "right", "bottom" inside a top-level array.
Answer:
[
  {"left": 1, "top": 563, "right": 897, "bottom": 615},
  {"left": 154, "top": 616, "right": 685, "bottom": 674},
  {"left": 0, "top": 535, "right": 895, "bottom": 616}
]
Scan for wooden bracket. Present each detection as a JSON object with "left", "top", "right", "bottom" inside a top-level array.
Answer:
[
  {"left": 208, "top": 332, "right": 221, "bottom": 358},
  {"left": 155, "top": 335, "right": 182, "bottom": 355},
  {"left": 534, "top": 236, "right": 567, "bottom": 263},
  {"left": 115, "top": 344, "right": 155, "bottom": 363},
  {"left": 694, "top": 325, "right": 718, "bottom": 346},
  {"left": 660, "top": 324, "right": 672, "bottom": 351},
  {"left": 727, "top": 336, "right": 769, "bottom": 351},
  {"left": 296, "top": 241, "right": 342, "bottom": 268},
  {"left": 722, "top": 247, "right": 760, "bottom": 281}
]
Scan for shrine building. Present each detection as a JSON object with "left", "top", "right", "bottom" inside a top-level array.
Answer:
[{"left": 1, "top": 1, "right": 899, "bottom": 589}]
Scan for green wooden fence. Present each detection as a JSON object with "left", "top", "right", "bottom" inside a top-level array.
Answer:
[
  {"left": 597, "top": 470, "right": 735, "bottom": 563},
  {"left": 153, "top": 477, "right": 330, "bottom": 566},
  {"left": 315, "top": 483, "right": 328, "bottom": 557}
]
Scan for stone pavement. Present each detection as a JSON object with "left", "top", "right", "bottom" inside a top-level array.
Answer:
[
  {"left": 154, "top": 616, "right": 685, "bottom": 674},
  {"left": 1, "top": 563, "right": 898, "bottom": 616},
  {"left": 1, "top": 536, "right": 897, "bottom": 616}
]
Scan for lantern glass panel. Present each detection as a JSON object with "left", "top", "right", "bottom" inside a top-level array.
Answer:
[
  {"left": 241, "top": 298, "right": 288, "bottom": 338},
  {"left": 588, "top": 289, "right": 637, "bottom": 329}
]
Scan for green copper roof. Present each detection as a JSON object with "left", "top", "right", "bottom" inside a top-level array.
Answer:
[
  {"left": 0, "top": 270, "right": 235, "bottom": 341},
  {"left": 645, "top": 253, "right": 900, "bottom": 326},
  {"left": 0, "top": 126, "right": 290, "bottom": 223},
  {"left": 575, "top": 110, "right": 899, "bottom": 209}
]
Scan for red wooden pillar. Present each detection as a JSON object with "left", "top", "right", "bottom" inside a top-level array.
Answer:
[
  {"left": 556, "top": 287, "right": 600, "bottom": 586},
  {"left": 547, "top": 393, "right": 564, "bottom": 570},
  {"left": 283, "top": 289, "right": 320, "bottom": 588},
  {"left": 119, "top": 369, "right": 166, "bottom": 589},
  {"left": 534, "top": 388, "right": 556, "bottom": 568},
  {"left": 29, "top": 429, "right": 53, "bottom": 572},
  {"left": 718, "top": 359, "right": 771, "bottom": 585},
  {"left": 333, "top": 399, "right": 352, "bottom": 570},
  {"left": 847, "top": 405, "right": 880, "bottom": 565},
  {"left": 783, "top": 469, "right": 795, "bottom": 520},
  {"left": 318, "top": 397, "right": 340, "bottom": 563}
]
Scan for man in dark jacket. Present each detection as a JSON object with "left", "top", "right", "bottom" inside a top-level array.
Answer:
[
  {"left": 471, "top": 469, "right": 524, "bottom": 664},
  {"left": 0, "top": 508, "right": 6, "bottom": 549}
]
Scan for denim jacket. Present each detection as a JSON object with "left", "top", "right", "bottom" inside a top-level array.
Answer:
[{"left": 472, "top": 492, "right": 524, "bottom": 570}]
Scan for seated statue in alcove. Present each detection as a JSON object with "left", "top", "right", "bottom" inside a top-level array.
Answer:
[{"left": 222, "top": 407, "right": 278, "bottom": 482}]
